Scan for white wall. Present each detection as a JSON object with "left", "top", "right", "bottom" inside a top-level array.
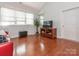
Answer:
[
  {"left": 40, "top": 2, "right": 79, "bottom": 41},
  {"left": 62, "top": 9, "right": 77, "bottom": 41},
  {"left": 75, "top": 8, "right": 79, "bottom": 41},
  {"left": 0, "top": 25, "right": 36, "bottom": 38},
  {"left": 0, "top": 2, "right": 37, "bottom": 38}
]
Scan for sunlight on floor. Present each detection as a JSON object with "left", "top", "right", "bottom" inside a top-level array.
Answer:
[
  {"left": 16, "top": 44, "right": 26, "bottom": 55},
  {"left": 40, "top": 42, "right": 45, "bottom": 51}
]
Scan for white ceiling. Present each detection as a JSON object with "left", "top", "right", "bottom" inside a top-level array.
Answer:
[
  {"left": 0, "top": 2, "right": 46, "bottom": 13},
  {"left": 22, "top": 2, "right": 46, "bottom": 11}
]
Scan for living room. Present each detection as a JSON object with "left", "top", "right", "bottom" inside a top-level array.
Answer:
[{"left": 0, "top": 2, "right": 79, "bottom": 56}]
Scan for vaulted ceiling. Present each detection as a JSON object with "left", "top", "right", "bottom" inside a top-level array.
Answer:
[
  {"left": 22, "top": 2, "right": 46, "bottom": 11},
  {"left": 0, "top": 2, "right": 46, "bottom": 13}
]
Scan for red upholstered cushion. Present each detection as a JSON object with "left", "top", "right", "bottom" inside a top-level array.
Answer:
[{"left": 0, "top": 42, "right": 13, "bottom": 56}]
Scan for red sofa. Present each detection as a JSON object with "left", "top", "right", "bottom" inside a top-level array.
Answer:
[{"left": 0, "top": 42, "right": 13, "bottom": 56}]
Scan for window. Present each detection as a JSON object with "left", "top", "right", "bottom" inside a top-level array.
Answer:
[
  {"left": 26, "top": 13, "right": 34, "bottom": 25},
  {"left": 0, "top": 7, "right": 15, "bottom": 26},
  {"left": 15, "top": 11, "right": 25, "bottom": 25},
  {"left": 0, "top": 22, "right": 15, "bottom": 26},
  {"left": 1, "top": 17, "right": 15, "bottom": 21},
  {"left": 16, "top": 22, "right": 25, "bottom": 25},
  {"left": 1, "top": 8, "right": 15, "bottom": 17},
  {"left": 40, "top": 16, "right": 44, "bottom": 25},
  {"left": 15, "top": 11, "right": 25, "bottom": 18},
  {"left": 0, "top": 7, "right": 34, "bottom": 26},
  {"left": 40, "top": 16, "right": 44, "bottom": 20},
  {"left": 16, "top": 18, "right": 25, "bottom": 21}
]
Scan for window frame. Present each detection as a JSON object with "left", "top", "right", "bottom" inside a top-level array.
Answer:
[{"left": 0, "top": 7, "right": 34, "bottom": 26}]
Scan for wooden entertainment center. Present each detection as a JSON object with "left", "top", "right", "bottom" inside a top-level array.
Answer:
[{"left": 40, "top": 28, "right": 57, "bottom": 39}]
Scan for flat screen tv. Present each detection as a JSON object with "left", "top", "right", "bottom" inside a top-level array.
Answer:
[{"left": 43, "top": 20, "right": 53, "bottom": 28}]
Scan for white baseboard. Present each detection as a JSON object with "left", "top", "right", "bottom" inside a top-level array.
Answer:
[
  {"left": 10, "top": 33, "right": 35, "bottom": 39},
  {"left": 58, "top": 36, "right": 79, "bottom": 42},
  {"left": 10, "top": 35, "right": 18, "bottom": 38}
]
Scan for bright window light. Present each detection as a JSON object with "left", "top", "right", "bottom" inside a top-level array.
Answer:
[
  {"left": 16, "top": 11, "right": 25, "bottom": 18},
  {"left": 40, "top": 16, "right": 44, "bottom": 20},
  {"left": 40, "top": 16, "right": 44, "bottom": 25},
  {"left": 1, "top": 7, "right": 15, "bottom": 17},
  {"left": 26, "top": 13, "right": 34, "bottom": 25},
  {"left": 1, "top": 17, "right": 15, "bottom": 21},
  {"left": 26, "top": 13, "right": 34, "bottom": 19},
  {"left": 16, "top": 22, "right": 25, "bottom": 25},
  {"left": 26, "top": 18, "right": 33, "bottom": 25},
  {"left": 40, "top": 19, "right": 44, "bottom": 25},
  {"left": 0, "top": 7, "right": 34, "bottom": 25},
  {"left": 0, "top": 22, "right": 15, "bottom": 26},
  {"left": 16, "top": 18, "right": 25, "bottom": 21}
]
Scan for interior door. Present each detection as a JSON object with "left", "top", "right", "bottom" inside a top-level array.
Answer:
[{"left": 62, "top": 9, "right": 76, "bottom": 40}]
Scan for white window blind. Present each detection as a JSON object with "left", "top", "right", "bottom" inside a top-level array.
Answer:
[
  {"left": 26, "top": 13, "right": 34, "bottom": 25},
  {"left": 15, "top": 11, "right": 25, "bottom": 18},
  {"left": 0, "top": 22, "right": 15, "bottom": 26},
  {"left": 1, "top": 8, "right": 15, "bottom": 17},
  {"left": 1, "top": 8, "right": 15, "bottom": 26},
  {"left": 0, "top": 7, "right": 34, "bottom": 26},
  {"left": 1, "top": 17, "right": 15, "bottom": 21},
  {"left": 16, "top": 22, "right": 25, "bottom": 25}
]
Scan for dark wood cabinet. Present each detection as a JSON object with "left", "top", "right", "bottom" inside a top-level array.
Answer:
[
  {"left": 40, "top": 28, "right": 57, "bottom": 39},
  {"left": 19, "top": 31, "right": 27, "bottom": 38}
]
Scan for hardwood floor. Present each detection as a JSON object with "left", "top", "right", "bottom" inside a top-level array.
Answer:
[{"left": 11, "top": 35, "right": 79, "bottom": 56}]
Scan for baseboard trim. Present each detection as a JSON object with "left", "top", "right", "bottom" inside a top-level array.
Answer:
[
  {"left": 58, "top": 37, "right": 79, "bottom": 42},
  {"left": 10, "top": 34, "right": 35, "bottom": 39}
]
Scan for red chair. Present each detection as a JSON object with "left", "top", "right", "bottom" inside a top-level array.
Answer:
[{"left": 0, "top": 42, "right": 13, "bottom": 56}]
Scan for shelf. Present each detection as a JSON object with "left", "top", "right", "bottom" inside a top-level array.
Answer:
[{"left": 40, "top": 28, "right": 57, "bottom": 39}]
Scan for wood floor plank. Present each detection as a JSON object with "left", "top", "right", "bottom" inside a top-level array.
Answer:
[{"left": 11, "top": 35, "right": 79, "bottom": 56}]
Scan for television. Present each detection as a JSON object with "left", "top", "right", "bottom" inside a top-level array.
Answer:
[{"left": 43, "top": 20, "right": 53, "bottom": 28}]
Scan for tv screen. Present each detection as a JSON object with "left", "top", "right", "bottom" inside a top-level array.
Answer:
[{"left": 43, "top": 20, "right": 53, "bottom": 28}]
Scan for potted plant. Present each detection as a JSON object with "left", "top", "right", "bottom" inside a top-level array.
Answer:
[{"left": 34, "top": 17, "right": 41, "bottom": 35}]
